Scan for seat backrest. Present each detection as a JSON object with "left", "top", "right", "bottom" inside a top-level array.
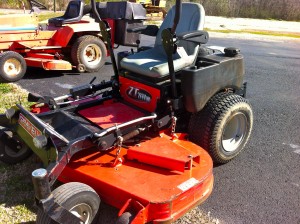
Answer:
[
  {"left": 155, "top": 3, "right": 205, "bottom": 56},
  {"left": 64, "top": 0, "right": 83, "bottom": 19},
  {"left": 48, "top": 0, "right": 84, "bottom": 26}
]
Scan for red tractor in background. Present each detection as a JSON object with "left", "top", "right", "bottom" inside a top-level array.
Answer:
[
  {"left": 0, "top": 0, "right": 253, "bottom": 223},
  {"left": 0, "top": 0, "right": 146, "bottom": 82}
]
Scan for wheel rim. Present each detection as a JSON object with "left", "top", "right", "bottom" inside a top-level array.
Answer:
[
  {"left": 4, "top": 58, "right": 21, "bottom": 77},
  {"left": 222, "top": 112, "right": 247, "bottom": 152},
  {"left": 70, "top": 203, "right": 93, "bottom": 224},
  {"left": 83, "top": 44, "right": 102, "bottom": 66},
  {"left": 5, "top": 141, "right": 28, "bottom": 158}
]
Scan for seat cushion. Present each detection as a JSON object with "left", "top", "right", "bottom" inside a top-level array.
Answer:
[
  {"left": 120, "top": 3, "right": 204, "bottom": 78},
  {"left": 120, "top": 46, "right": 195, "bottom": 78}
]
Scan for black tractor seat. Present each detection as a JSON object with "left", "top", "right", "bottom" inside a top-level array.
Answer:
[{"left": 48, "top": 0, "right": 86, "bottom": 26}]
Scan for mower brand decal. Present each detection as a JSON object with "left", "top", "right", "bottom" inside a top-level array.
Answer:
[
  {"left": 18, "top": 113, "right": 42, "bottom": 138},
  {"left": 177, "top": 178, "right": 200, "bottom": 192},
  {"left": 126, "top": 86, "right": 152, "bottom": 103}
]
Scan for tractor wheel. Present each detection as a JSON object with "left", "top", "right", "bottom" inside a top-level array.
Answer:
[
  {"left": 116, "top": 212, "right": 134, "bottom": 224},
  {"left": 71, "top": 35, "right": 107, "bottom": 73},
  {"left": 36, "top": 182, "right": 100, "bottom": 224},
  {"left": 0, "top": 133, "right": 32, "bottom": 164},
  {"left": 188, "top": 92, "right": 253, "bottom": 164},
  {"left": 0, "top": 51, "right": 26, "bottom": 82}
]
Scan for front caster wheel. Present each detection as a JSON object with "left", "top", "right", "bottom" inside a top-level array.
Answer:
[
  {"left": 0, "top": 133, "right": 32, "bottom": 164},
  {"left": 116, "top": 212, "right": 134, "bottom": 224},
  {"left": 0, "top": 51, "right": 27, "bottom": 82},
  {"left": 189, "top": 92, "right": 253, "bottom": 164},
  {"left": 36, "top": 182, "right": 100, "bottom": 224}
]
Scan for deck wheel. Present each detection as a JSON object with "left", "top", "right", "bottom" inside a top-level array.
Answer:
[
  {"left": 188, "top": 92, "right": 253, "bottom": 164},
  {"left": 36, "top": 182, "right": 100, "bottom": 224},
  {"left": 0, "top": 51, "right": 26, "bottom": 82},
  {"left": 77, "top": 63, "right": 86, "bottom": 73},
  {"left": 116, "top": 212, "right": 134, "bottom": 224},
  {"left": 0, "top": 133, "right": 32, "bottom": 164}
]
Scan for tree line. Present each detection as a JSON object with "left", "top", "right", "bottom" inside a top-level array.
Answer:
[{"left": 176, "top": 0, "right": 300, "bottom": 21}]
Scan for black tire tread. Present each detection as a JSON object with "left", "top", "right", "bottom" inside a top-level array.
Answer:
[
  {"left": 71, "top": 35, "right": 106, "bottom": 73},
  {"left": 0, "top": 135, "right": 32, "bottom": 164},
  {"left": 37, "top": 182, "right": 100, "bottom": 224},
  {"left": 0, "top": 51, "right": 26, "bottom": 82},
  {"left": 189, "top": 92, "right": 253, "bottom": 164}
]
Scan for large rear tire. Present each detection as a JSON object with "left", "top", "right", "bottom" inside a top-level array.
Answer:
[
  {"left": 189, "top": 92, "right": 253, "bottom": 164},
  {"left": 0, "top": 51, "right": 26, "bottom": 82},
  {"left": 36, "top": 182, "right": 100, "bottom": 224},
  {"left": 71, "top": 35, "right": 107, "bottom": 73}
]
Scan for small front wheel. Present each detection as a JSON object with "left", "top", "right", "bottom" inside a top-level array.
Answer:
[
  {"left": 0, "top": 51, "right": 27, "bottom": 82},
  {"left": 36, "top": 182, "right": 100, "bottom": 224},
  {"left": 189, "top": 92, "right": 253, "bottom": 164},
  {"left": 116, "top": 212, "right": 134, "bottom": 224},
  {"left": 0, "top": 133, "right": 32, "bottom": 164}
]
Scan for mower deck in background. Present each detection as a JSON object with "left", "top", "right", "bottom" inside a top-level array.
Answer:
[{"left": 0, "top": 0, "right": 253, "bottom": 223}]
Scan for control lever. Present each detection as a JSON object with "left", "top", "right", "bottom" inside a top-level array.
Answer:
[
  {"left": 27, "top": 92, "right": 58, "bottom": 109},
  {"left": 28, "top": 92, "right": 45, "bottom": 103},
  {"left": 89, "top": 77, "right": 96, "bottom": 84}
]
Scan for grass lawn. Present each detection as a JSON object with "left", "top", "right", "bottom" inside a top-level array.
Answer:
[
  {"left": 0, "top": 83, "right": 37, "bottom": 223},
  {"left": 0, "top": 83, "right": 32, "bottom": 113},
  {"left": 0, "top": 12, "right": 59, "bottom": 224},
  {"left": 0, "top": 157, "right": 37, "bottom": 224},
  {"left": 37, "top": 12, "right": 63, "bottom": 22}
]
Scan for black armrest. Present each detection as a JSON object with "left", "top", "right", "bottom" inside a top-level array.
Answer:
[
  {"left": 178, "top": 30, "right": 209, "bottom": 44},
  {"left": 127, "top": 25, "right": 159, "bottom": 37}
]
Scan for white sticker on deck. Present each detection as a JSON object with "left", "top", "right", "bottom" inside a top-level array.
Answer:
[{"left": 177, "top": 178, "right": 200, "bottom": 192}]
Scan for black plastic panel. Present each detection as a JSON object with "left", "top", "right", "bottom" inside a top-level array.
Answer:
[
  {"left": 115, "top": 20, "right": 144, "bottom": 46},
  {"left": 181, "top": 53, "right": 245, "bottom": 113}
]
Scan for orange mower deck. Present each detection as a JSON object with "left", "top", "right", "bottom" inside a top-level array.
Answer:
[
  {"left": 58, "top": 101, "right": 214, "bottom": 223},
  {"left": 58, "top": 133, "right": 213, "bottom": 223}
]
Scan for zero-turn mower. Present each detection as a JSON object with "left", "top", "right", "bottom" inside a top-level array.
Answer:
[{"left": 0, "top": 0, "right": 253, "bottom": 223}]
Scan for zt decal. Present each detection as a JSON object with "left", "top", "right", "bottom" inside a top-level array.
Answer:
[{"left": 127, "top": 87, "right": 152, "bottom": 103}]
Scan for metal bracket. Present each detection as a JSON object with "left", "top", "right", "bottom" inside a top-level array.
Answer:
[
  {"left": 162, "top": 28, "right": 178, "bottom": 99},
  {"left": 236, "top": 82, "right": 247, "bottom": 98},
  {"left": 39, "top": 197, "right": 84, "bottom": 224},
  {"left": 32, "top": 168, "right": 84, "bottom": 224}
]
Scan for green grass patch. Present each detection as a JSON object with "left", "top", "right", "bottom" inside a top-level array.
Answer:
[
  {"left": 38, "top": 12, "right": 63, "bottom": 22},
  {"left": 205, "top": 28, "right": 300, "bottom": 38},
  {"left": 0, "top": 11, "right": 63, "bottom": 22},
  {"left": 0, "top": 83, "right": 37, "bottom": 223},
  {"left": 0, "top": 83, "right": 33, "bottom": 113},
  {"left": 0, "top": 157, "right": 37, "bottom": 224},
  {"left": 0, "top": 83, "right": 14, "bottom": 94}
]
